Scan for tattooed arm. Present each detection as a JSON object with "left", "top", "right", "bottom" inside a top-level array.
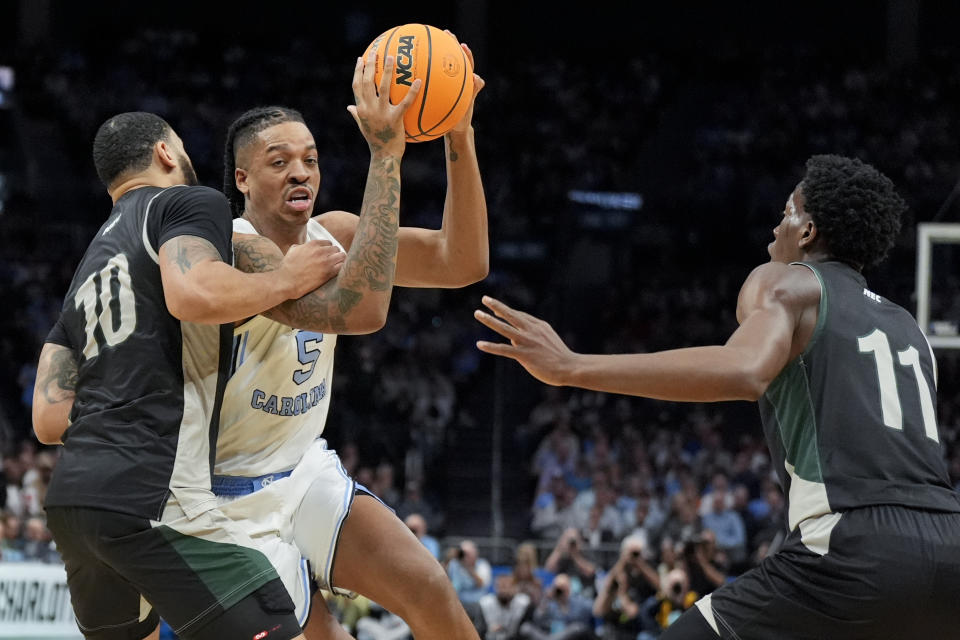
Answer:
[
  {"left": 158, "top": 234, "right": 338, "bottom": 324},
  {"left": 233, "top": 152, "right": 403, "bottom": 334},
  {"left": 229, "top": 51, "right": 418, "bottom": 333},
  {"left": 319, "top": 44, "right": 488, "bottom": 289},
  {"left": 33, "top": 343, "right": 78, "bottom": 444},
  {"left": 318, "top": 125, "right": 487, "bottom": 290}
]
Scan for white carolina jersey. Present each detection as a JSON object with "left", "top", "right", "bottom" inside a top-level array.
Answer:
[{"left": 214, "top": 217, "right": 342, "bottom": 476}]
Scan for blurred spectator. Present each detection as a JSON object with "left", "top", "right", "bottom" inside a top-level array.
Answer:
[
  {"left": 404, "top": 513, "right": 440, "bottom": 560},
  {"left": 338, "top": 442, "right": 360, "bottom": 476},
  {"left": 592, "top": 535, "right": 659, "bottom": 639},
  {"left": 618, "top": 477, "right": 666, "bottom": 540},
  {"left": 582, "top": 423, "right": 619, "bottom": 473},
  {"left": 532, "top": 476, "right": 582, "bottom": 540},
  {"left": 533, "top": 416, "right": 580, "bottom": 496},
  {"left": 544, "top": 528, "right": 597, "bottom": 597},
  {"left": 22, "top": 515, "right": 58, "bottom": 563},
  {"left": 21, "top": 450, "right": 55, "bottom": 516},
  {"left": 396, "top": 479, "right": 444, "bottom": 533},
  {"left": 479, "top": 573, "right": 532, "bottom": 640},
  {"left": 325, "top": 592, "right": 373, "bottom": 637},
  {"left": 371, "top": 461, "right": 400, "bottom": 507},
  {"left": 521, "top": 573, "right": 595, "bottom": 640},
  {"left": 356, "top": 600, "right": 411, "bottom": 640},
  {"left": 1, "top": 512, "right": 24, "bottom": 561},
  {"left": 653, "top": 567, "right": 697, "bottom": 630},
  {"left": 0, "top": 519, "right": 22, "bottom": 561},
  {"left": 564, "top": 457, "right": 593, "bottom": 493},
  {"left": 681, "top": 529, "right": 727, "bottom": 597},
  {"left": 698, "top": 472, "right": 735, "bottom": 517},
  {"left": 580, "top": 485, "right": 625, "bottom": 548},
  {"left": 700, "top": 489, "right": 747, "bottom": 565},
  {"left": 656, "top": 536, "right": 683, "bottom": 585},
  {"left": 513, "top": 542, "right": 545, "bottom": 606},
  {"left": 446, "top": 539, "right": 493, "bottom": 604},
  {"left": 749, "top": 478, "right": 787, "bottom": 541},
  {"left": 661, "top": 493, "right": 701, "bottom": 545},
  {"left": 3, "top": 455, "right": 24, "bottom": 516}
]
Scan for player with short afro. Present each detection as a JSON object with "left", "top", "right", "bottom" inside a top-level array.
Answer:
[
  {"left": 800, "top": 154, "right": 906, "bottom": 270},
  {"left": 476, "top": 154, "right": 960, "bottom": 639}
]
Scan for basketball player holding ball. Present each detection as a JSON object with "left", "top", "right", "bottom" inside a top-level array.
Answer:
[
  {"left": 214, "top": 35, "right": 486, "bottom": 639},
  {"left": 35, "top": 37, "right": 486, "bottom": 640}
]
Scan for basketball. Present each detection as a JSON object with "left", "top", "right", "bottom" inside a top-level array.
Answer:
[{"left": 362, "top": 24, "right": 474, "bottom": 142}]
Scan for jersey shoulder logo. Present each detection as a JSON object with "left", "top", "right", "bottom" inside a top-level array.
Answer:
[
  {"left": 863, "top": 288, "right": 882, "bottom": 303},
  {"left": 102, "top": 214, "right": 122, "bottom": 236}
]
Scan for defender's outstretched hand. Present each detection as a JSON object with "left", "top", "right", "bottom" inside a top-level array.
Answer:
[{"left": 475, "top": 296, "right": 576, "bottom": 386}]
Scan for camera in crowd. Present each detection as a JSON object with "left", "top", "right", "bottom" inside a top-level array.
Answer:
[{"left": 682, "top": 532, "right": 707, "bottom": 558}]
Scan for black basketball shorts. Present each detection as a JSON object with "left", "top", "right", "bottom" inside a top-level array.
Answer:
[
  {"left": 662, "top": 505, "right": 960, "bottom": 640},
  {"left": 46, "top": 506, "right": 303, "bottom": 640}
]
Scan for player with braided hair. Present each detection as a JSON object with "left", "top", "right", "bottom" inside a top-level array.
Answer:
[
  {"left": 31, "top": 111, "right": 345, "bottom": 640},
  {"left": 223, "top": 106, "right": 307, "bottom": 218},
  {"left": 212, "top": 41, "right": 487, "bottom": 640},
  {"left": 476, "top": 155, "right": 960, "bottom": 639}
]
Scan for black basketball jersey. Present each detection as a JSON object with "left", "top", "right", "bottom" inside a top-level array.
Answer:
[
  {"left": 44, "top": 185, "right": 234, "bottom": 521},
  {"left": 758, "top": 261, "right": 960, "bottom": 537}
]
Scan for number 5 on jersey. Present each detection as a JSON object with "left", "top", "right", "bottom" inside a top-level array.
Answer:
[
  {"left": 858, "top": 328, "right": 938, "bottom": 442},
  {"left": 74, "top": 254, "right": 137, "bottom": 359},
  {"left": 294, "top": 331, "right": 324, "bottom": 384}
]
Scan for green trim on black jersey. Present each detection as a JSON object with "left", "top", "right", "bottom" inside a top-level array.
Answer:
[
  {"left": 764, "top": 262, "right": 829, "bottom": 483},
  {"left": 766, "top": 359, "right": 824, "bottom": 482}
]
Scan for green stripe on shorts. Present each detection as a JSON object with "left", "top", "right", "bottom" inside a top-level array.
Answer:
[{"left": 157, "top": 524, "right": 279, "bottom": 611}]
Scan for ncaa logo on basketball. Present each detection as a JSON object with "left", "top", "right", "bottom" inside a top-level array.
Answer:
[{"left": 395, "top": 35, "right": 415, "bottom": 86}]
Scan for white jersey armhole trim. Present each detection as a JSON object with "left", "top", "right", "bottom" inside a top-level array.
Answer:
[
  {"left": 141, "top": 185, "right": 187, "bottom": 264},
  {"left": 232, "top": 217, "right": 257, "bottom": 234},
  {"left": 694, "top": 593, "right": 721, "bottom": 636},
  {"left": 923, "top": 333, "right": 938, "bottom": 389}
]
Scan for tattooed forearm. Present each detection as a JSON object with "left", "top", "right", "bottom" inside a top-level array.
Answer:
[
  {"left": 267, "top": 288, "right": 356, "bottom": 333},
  {"left": 260, "top": 154, "right": 401, "bottom": 333},
  {"left": 447, "top": 135, "right": 459, "bottom": 162},
  {"left": 340, "top": 154, "right": 401, "bottom": 293},
  {"left": 39, "top": 347, "right": 78, "bottom": 404},
  {"left": 163, "top": 236, "right": 221, "bottom": 274},
  {"left": 233, "top": 234, "right": 280, "bottom": 274}
]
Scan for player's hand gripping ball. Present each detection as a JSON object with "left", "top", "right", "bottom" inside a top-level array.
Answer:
[{"left": 362, "top": 24, "right": 474, "bottom": 142}]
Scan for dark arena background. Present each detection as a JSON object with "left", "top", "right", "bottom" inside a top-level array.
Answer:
[{"left": 1, "top": 1, "right": 959, "bottom": 638}]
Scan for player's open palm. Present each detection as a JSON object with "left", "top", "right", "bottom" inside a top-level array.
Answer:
[
  {"left": 475, "top": 296, "right": 575, "bottom": 387},
  {"left": 279, "top": 239, "right": 345, "bottom": 298},
  {"left": 348, "top": 49, "right": 422, "bottom": 157}
]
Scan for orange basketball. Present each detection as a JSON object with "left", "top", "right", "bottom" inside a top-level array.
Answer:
[{"left": 362, "top": 24, "right": 474, "bottom": 142}]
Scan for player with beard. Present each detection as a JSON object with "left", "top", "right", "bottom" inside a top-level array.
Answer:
[{"left": 32, "top": 111, "right": 343, "bottom": 640}]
